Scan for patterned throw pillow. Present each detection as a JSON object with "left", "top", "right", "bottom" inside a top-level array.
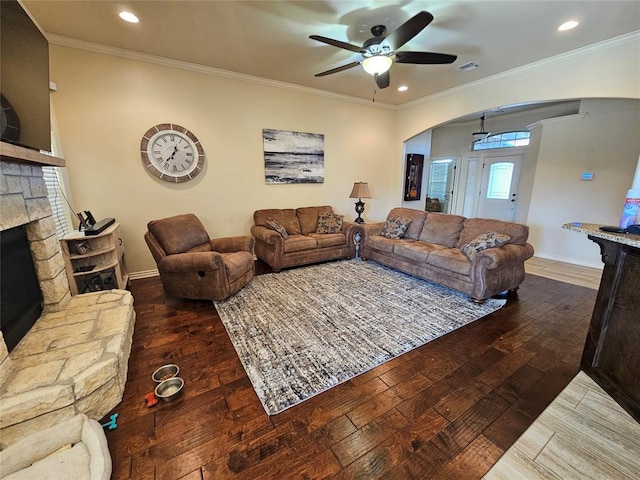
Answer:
[
  {"left": 460, "top": 231, "right": 511, "bottom": 261},
  {"left": 316, "top": 213, "right": 344, "bottom": 234},
  {"left": 380, "top": 216, "right": 412, "bottom": 239},
  {"left": 265, "top": 219, "right": 289, "bottom": 239}
]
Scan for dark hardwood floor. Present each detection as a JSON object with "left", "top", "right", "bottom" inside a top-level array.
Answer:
[{"left": 103, "top": 262, "right": 597, "bottom": 479}]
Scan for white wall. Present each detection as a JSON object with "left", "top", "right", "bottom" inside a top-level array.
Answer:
[
  {"left": 527, "top": 99, "right": 640, "bottom": 267},
  {"left": 50, "top": 34, "right": 640, "bottom": 274},
  {"left": 49, "top": 46, "right": 397, "bottom": 274},
  {"left": 395, "top": 34, "right": 640, "bottom": 268}
]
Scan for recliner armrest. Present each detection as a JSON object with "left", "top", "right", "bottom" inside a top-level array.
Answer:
[
  {"left": 159, "top": 251, "right": 225, "bottom": 273},
  {"left": 210, "top": 236, "right": 254, "bottom": 253}
]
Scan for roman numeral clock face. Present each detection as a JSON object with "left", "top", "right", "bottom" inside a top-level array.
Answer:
[{"left": 140, "top": 124, "right": 205, "bottom": 183}]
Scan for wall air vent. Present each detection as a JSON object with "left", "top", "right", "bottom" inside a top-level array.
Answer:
[{"left": 457, "top": 62, "right": 479, "bottom": 72}]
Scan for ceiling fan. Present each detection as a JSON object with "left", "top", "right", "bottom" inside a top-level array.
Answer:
[{"left": 310, "top": 11, "right": 457, "bottom": 89}]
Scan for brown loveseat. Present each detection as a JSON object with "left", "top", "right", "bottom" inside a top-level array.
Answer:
[
  {"left": 359, "top": 207, "right": 534, "bottom": 303},
  {"left": 251, "top": 206, "right": 357, "bottom": 271}
]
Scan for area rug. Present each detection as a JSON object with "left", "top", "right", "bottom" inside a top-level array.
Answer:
[{"left": 214, "top": 259, "right": 506, "bottom": 415}]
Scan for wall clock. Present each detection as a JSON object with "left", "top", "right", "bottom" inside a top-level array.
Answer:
[{"left": 140, "top": 123, "right": 205, "bottom": 183}]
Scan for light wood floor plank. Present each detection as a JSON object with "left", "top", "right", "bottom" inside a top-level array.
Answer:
[
  {"left": 484, "top": 372, "right": 640, "bottom": 480},
  {"left": 525, "top": 257, "right": 602, "bottom": 290}
]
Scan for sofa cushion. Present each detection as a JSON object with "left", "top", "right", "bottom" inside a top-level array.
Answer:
[
  {"left": 315, "top": 213, "right": 343, "bottom": 234},
  {"left": 265, "top": 219, "right": 289, "bottom": 239},
  {"left": 456, "top": 218, "right": 529, "bottom": 248},
  {"left": 419, "top": 213, "right": 465, "bottom": 247},
  {"left": 386, "top": 208, "right": 427, "bottom": 240},
  {"left": 297, "top": 206, "right": 334, "bottom": 234},
  {"left": 393, "top": 241, "right": 448, "bottom": 264},
  {"left": 461, "top": 232, "right": 511, "bottom": 261},
  {"left": 426, "top": 249, "right": 472, "bottom": 276},
  {"left": 148, "top": 213, "right": 211, "bottom": 255},
  {"left": 283, "top": 235, "right": 318, "bottom": 253},
  {"left": 381, "top": 216, "right": 412, "bottom": 239},
  {"left": 309, "top": 233, "right": 346, "bottom": 248},
  {"left": 254, "top": 209, "right": 301, "bottom": 235}
]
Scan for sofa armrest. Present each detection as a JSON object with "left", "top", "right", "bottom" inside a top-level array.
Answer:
[
  {"left": 251, "top": 225, "right": 283, "bottom": 246},
  {"left": 159, "top": 251, "right": 225, "bottom": 273},
  {"left": 210, "top": 236, "right": 254, "bottom": 253},
  {"left": 469, "top": 242, "right": 534, "bottom": 300},
  {"left": 473, "top": 243, "right": 535, "bottom": 270},
  {"left": 341, "top": 221, "right": 358, "bottom": 237},
  {"left": 359, "top": 222, "right": 385, "bottom": 238}
]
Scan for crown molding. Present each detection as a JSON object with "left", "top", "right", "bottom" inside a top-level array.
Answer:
[
  {"left": 526, "top": 112, "right": 589, "bottom": 129},
  {"left": 45, "top": 30, "right": 639, "bottom": 113},
  {"left": 399, "top": 30, "right": 640, "bottom": 110},
  {"left": 46, "top": 34, "right": 396, "bottom": 110}
]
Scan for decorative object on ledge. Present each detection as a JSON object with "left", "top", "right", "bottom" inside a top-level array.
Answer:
[
  {"left": 471, "top": 113, "right": 490, "bottom": 142},
  {"left": 403, "top": 153, "right": 424, "bottom": 201},
  {"left": 263, "top": 128, "right": 324, "bottom": 184},
  {"left": 349, "top": 181, "right": 372, "bottom": 224}
]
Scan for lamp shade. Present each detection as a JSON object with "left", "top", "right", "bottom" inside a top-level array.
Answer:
[
  {"left": 349, "top": 182, "right": 372, "bottom": 199},
  {"left": 362, "top": 56, "right": 392, "bottom": 75}
]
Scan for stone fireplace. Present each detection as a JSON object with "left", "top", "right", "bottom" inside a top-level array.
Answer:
[
  {"left": 0, "top": 159, "right": 72, "bottom": 356},
  {"left": 0, "top": 147, "right": 135, "bottom": 447}
]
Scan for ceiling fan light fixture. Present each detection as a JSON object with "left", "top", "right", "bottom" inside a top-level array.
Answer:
[{"left": 362, "top": 55, "right": 392, "bottom": 76}]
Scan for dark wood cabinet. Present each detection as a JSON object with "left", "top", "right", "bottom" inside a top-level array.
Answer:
[{"left": 582, "top": 235, "right": 640, "bottom": 423}]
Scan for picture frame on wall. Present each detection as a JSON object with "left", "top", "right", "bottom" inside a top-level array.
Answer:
[
  {"left": 263, "top": 128, "right": 324, "bottom": 184},
  {"left": 404, "top": 153, "right": 424, "bottom": 201}
]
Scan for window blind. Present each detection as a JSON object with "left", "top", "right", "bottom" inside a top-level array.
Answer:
[{"left": 42, "top": 166, "right": 73, "bottom": 239}]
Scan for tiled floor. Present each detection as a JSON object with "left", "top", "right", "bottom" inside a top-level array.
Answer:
[
  {"left": 491, "top": 258, "right": 640, "bottom": 479},
  {"left": 525, "top": 256, "right": 602, "bottom": 290},
  {"left": 483, "top": 371, "right": 640, "bottom": 479}
]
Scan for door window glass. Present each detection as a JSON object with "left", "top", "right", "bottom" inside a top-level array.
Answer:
[
  {"left": 486, "top": 162, "right": 514, "bottom": 199},
  {"left": 473, "top": 131, "right": 530, "bottom": 151}
]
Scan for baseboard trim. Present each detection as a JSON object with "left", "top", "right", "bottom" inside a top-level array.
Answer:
[
  {"left": 129, "top": 269, "right": 159, "bottom": 280},
  {"left": 532, "top": 254, "right": 603, "bottom": 271}
]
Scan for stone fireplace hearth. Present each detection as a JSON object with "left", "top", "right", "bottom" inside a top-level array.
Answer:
[{"left": 0, "top": 149, "right": 135, "bottom": 447}]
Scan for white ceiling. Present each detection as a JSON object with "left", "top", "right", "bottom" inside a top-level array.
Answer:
[{"left": 21, "top": 0, "right": 640, "bottom": 106}]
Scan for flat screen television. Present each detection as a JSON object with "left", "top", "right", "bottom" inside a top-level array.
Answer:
[{"left": 0, "top": 0, "right": 51, "bottom": 152}]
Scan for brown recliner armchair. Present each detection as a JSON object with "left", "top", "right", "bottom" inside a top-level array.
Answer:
[{"left": 145, "top": 213, "right": 255, "bottom": 301}]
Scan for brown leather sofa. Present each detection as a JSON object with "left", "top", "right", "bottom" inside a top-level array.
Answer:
[
  {"left": 145, "top": 213, "right": 254, "bottom": 301},
  {"left": 359, "top": 207, "right": 534, "bottom": 303},
  {"left": 251, "top": 206, "right": 356, "bottom": 272}
]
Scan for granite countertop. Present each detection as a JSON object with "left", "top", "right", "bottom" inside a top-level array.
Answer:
[{"left": 563, "top": 222, "right": 640, "bottom": 248}]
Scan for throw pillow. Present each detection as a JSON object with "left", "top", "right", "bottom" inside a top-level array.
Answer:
[
  {"left": 265, "top": 219, "right": 289, "bottom": 239},
  {"left": 460, "top": 231, "right": 511, "bottom": 261},
  {"left": 315, "top": 213, "right": 344, "bottom": 234},
  {"left": 380, "top": 216, "right": 412, "bottom": 239}
]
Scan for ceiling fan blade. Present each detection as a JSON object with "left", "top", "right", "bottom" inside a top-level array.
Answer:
[
  {"left": 374, "top": 71, "right": 390, "bottom": 89},
  {"left": 310, "top": 35, "right": 366, "bottom": 53},
  {"left": 315, "top": 61, "right": 361, "bottom": 77},
  {"left": 395, "top": 51, "right": 457, "bottom": 64},
  {"left": 383, "top": 11, "right": 433, "bottom": 51}
]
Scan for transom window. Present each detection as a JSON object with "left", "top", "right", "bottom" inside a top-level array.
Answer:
[{"left": 472, "top": 131, "right": 530, "bottom": 151}]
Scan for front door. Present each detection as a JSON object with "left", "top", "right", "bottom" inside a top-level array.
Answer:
[{"left": 477, "top": 154, "right": 522, "bottom": 221}]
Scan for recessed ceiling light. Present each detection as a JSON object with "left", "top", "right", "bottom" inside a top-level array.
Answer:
[
  {"left": 397, "top": 85, "right": 409, "bottom": 92},
  {"left": 119, "top": 11, "right": 139, "bottom": 23},
  {"left": 558, "top": 20, "right": 579, "bottom": 31}
]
